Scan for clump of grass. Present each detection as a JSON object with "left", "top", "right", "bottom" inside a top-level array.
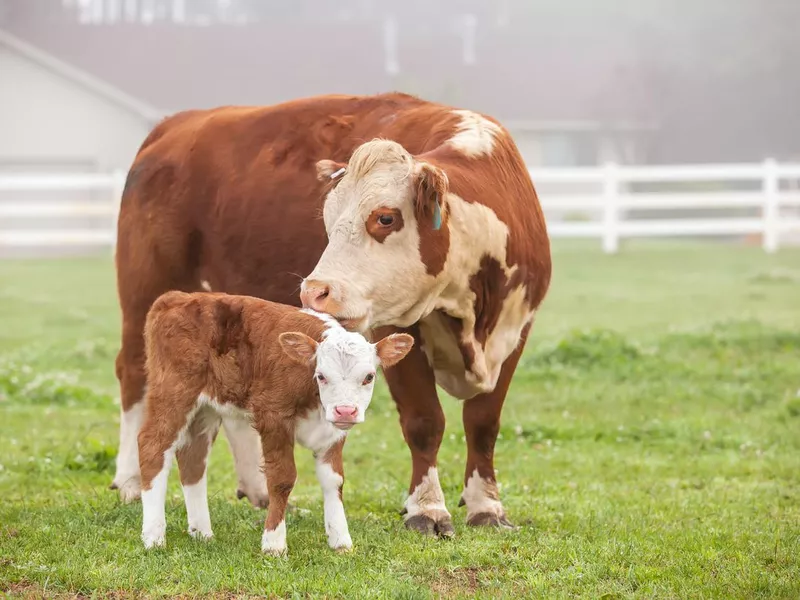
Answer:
[
  {"left": 0, "top": 358, "right": 112, "bottom": 408},
  {"left": 748, "top": 267, "right": 800, "bottom": 284},
  {"left": 529, "top": 329, "right": 643, "bottom": 370},
  {"left": 63, "top": 439, "right": 117, "bottom": 473}
]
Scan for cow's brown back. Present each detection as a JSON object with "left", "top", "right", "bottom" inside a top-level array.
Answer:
[{"left": 116, "top": 92, "right": 473, "bottom": 307}]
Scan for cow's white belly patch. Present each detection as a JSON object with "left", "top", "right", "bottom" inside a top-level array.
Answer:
[{"left": 420, "top": 284, "right": 534, "bottom": 400}]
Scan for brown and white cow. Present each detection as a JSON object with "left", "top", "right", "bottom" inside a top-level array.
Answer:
[
  {"left": 137, "top": 290, "right": 412, "bottom": 554},
  {"left": 112, "top": 92, "right": 551, "bottom": 537}
]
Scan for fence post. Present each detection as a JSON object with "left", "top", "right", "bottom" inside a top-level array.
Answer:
[
  {"left": 602, "top": 162, "right": 619, "bottom": 254},
  {"left": 110, "top": 169, "right": 127, "bottom": 255},
  {"left": 762, "top": 158, "right": 779, "bottom": 253}
]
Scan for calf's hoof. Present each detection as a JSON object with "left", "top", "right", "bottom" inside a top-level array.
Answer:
[
  {"left": 188, "top": 527, "right": 214, "bottom": 541},
  {"left": 142, "top": 524, "right": 166, "bottom": 550},
  {"left": 328, "top": 533, "right": 353, "bottom": 553},
  {"left": 466, "top": 510, "right": 516, "bottom": 529},
  {"left": 236, "top": 488, "right": 269, "bottom": 509},
  {"left": 401, "top": 508, "right": 455, "bottom": 538}
]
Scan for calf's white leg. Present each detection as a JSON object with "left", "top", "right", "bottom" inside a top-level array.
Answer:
[
  {"left": 141, "top": 446, "right": 175, "bottom": 549},
  {"left": 315, "top": 453, "right": 352, "bottom": 551},
  {"left": 182, "top": 472, "right": 212, "bottom": 540},
  {"left": 316, "top": 438, "right": 353, "bottom": 551},
  {"left": 176, "top": 408, "right": 221, "bottom": 541}
]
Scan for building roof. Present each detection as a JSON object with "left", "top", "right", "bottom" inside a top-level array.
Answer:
[{"left": 0, "top": 28, "right": 163, "bottom": 124}]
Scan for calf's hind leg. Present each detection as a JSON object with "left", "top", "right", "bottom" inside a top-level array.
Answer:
[
  {"left": 176, "top": 406, "right": 222, "bottom": 541},
  {"left": 137, "top": 383, "right": 203, "bottom": 549}
]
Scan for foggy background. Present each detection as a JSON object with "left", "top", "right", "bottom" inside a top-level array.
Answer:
[
  {"left": 3, "top": 0, "right": 800, "bottom": 170},
  {"left": 1, "top": 0, "right": 799, "bottom": 257}
]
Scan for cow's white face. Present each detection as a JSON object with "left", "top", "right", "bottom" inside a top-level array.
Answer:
[
  {"left": 279, "top": 328, "right": 414, "bottom": 429},
  {"left": 301, "top": 140, "right": 449, "bottom": 331}
]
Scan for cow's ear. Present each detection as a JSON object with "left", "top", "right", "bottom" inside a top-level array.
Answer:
[
  {"left": 279, "top": 332, "right": 318, "bottom": 364},
  {"left": 414, "top": 162, "right": 448, "bottom": 231},
  {"left": 316, "top": 159, "right": 347, "bottom": 182}
]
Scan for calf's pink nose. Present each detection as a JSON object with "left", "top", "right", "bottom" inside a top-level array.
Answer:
[{"left": 334, "top": 405, "right": 358, "bottom": 420}]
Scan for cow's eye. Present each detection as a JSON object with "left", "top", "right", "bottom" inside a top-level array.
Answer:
[
  {"left": 378, "top": 214, "right": 394, "bottom": 227},
  {"left": 362, "top": 373, "right": 375, "bottom": 385},
  {"left": 316, "top": 373, "right": 327, "bottom": 384}
]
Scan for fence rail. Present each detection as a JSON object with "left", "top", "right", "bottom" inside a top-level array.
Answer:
[{"left": 1, "top": 162, "right": 800, "bottom": 254}]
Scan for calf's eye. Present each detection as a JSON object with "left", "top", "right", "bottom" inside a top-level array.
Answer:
[
  {"left": 378, "top": 215, "right": 394, "bottom": 227},
  {"left": 362, "top": 373, "right": 375, "bottom": 385},
  {"left": 316, "top": 373, "right": 327, "bottom": 384}
]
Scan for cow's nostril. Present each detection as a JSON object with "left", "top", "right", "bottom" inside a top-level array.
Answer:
[{"left": 300, "top": 281, "right": 333, "bottom": 310}]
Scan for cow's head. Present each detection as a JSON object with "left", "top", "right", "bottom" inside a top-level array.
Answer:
[{"left": 300, "top": 139, "right": 449, "bottom": 331}]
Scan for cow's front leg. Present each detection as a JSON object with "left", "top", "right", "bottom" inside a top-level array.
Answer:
[
  {"left": 460, "top": 329, "right": 528, "bottom": 528},
  {"left": 379, "top": 326, "right": 454, "bottom": 538},
  {"left": 315, "top": 438, "right": 352, "bottom": 552}
]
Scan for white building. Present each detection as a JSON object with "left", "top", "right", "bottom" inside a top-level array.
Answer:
[{"left": 0, "top": 29, "right": 161, "bottom": 175}]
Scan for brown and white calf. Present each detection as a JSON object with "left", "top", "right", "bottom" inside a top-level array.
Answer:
[{"left": 137, "top": 290, "right": 413, "bottom": 554}]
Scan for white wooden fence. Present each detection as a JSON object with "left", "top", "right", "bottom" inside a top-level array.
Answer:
[{"left": 1, "top": 161, "right": 800, "bottom": 254}]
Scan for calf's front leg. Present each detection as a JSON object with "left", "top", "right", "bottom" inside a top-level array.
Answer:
[
  {"left": 258, "top": 421, "right": 297, "bottom": 556},
  {"left": 315, "top": 438, "right": 352, "bottom": 552}
]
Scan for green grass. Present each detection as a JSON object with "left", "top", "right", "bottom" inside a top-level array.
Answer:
[{"left": 1, "top": 241, "right": 799, "bottom": 599}]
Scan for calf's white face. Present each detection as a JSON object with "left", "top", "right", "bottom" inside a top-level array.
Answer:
[
  {"left": 300, "top": 139, "right": 449, "bottom": 331},
  {"left": 279, "top": 328, "right": 414, "bottom": 429}
]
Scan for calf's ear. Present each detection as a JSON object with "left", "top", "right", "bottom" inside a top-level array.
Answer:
[
  {"left": 316, "top": 159, "right": 347, "bottom": 182},
  {"left": 375, "top": 333, "right": 415, "bottom": 368},
  {"left": 279, "top": 332, "right": 319, "bottom": 364}
]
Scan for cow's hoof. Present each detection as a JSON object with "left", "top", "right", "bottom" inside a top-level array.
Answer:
[
  {"left": 114, "top": 476, "right": 142, "bottom": 504},
  {"left": 404, "top": 513, "right": 456, "bottom": 538},
  {"left": 236, "top": 488, "right": 269, "bottom": 509},
  {"left": 466, "top": 511, "right": 516, "bottom": 529}
]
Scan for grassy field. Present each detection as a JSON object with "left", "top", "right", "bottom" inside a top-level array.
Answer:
[{"left": 1, "top": 241, "right": 799, "bottom": 599}]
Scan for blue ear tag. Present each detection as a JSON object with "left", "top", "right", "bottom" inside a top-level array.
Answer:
[{"left": 432, "top": 196, "right": 442, "bottom": 231}]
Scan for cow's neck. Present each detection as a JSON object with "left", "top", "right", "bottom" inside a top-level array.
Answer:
[{"left": 419, "top": 193, "right": 535, "bottom": 400}]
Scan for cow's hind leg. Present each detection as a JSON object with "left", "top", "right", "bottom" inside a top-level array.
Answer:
[
  {"left": 222, "top": 415, "right": 269, "bottom": 509},
  {"left": 379, "top": 326, "right": 454, "bottom": 538},
  {"left": 111, "top": 320, "right": 148, "bottom": 503},
  {"left": 176, "top": 406, "right": 222, "bottom": 541},
  {"left": 112, "top": 202, "right": 202, "bottom": 502},
  {"left": 459, "top": 327, "right": 529, "bottom": 528}
]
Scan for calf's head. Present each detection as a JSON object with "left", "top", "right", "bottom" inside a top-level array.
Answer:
[
  {"left": 301, "top": 139, "right": 449, "bottom": 331},
  {"left": 279, "top": 328, "right": 414, "bottom": 429}
]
